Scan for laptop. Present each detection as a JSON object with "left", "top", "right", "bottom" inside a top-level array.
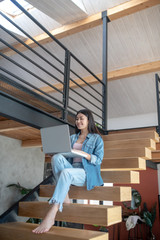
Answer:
[{"left": 40, "top": 124, "right": 88, "bottom": 158}]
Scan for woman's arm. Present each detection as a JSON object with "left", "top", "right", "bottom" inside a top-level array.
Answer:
[
  {"left": 74, "top": 135, "right": 104, "bottom": 164},
  {"left": 72, "top": 149, "right": 91, "bottom": 161},
  {"left": 89, "top": 135, "right": 104, "bottom": 165}
]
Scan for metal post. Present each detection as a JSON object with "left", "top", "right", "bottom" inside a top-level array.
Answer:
[
  {"left": 155, "top": 74, "right": 160, "bottom": 135},
  {"left": 102, "top": 11, "right": 109, "bottom": 134},
  {"left": 63, "top": 50, "right": 70, "bottom": 121}
]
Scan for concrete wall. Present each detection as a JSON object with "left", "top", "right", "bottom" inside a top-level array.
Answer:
[{"left": 0, "top": 135, "right": 45, "bottom": 215}]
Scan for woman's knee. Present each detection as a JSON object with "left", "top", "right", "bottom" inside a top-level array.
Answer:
[
  {"left": 51, "top": 153, "right": 63, "bottom": 166},
  {"left": 60, "top": 169, "right": 73, "bottom": 181}
]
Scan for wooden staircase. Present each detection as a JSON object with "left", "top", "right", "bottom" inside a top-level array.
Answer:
[{"left": 0, "top": 127, "right": 159, "bottom": 240}]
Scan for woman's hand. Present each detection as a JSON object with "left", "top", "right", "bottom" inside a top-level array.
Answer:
[{"left": 73, "top": 149, "right": 91, "bottom": 161}]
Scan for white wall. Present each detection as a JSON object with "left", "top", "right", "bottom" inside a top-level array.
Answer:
[
  {"left": 107, "top": 112, "right": 158, "bottom": 131},
  {"left": 0, "top": 135, "right": 45, "bottom": 215}
]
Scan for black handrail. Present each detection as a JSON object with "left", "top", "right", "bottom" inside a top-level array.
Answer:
[
  {"left": 0, "top": 174, "right": 54, "bottom": 223},
  {"left": 70, "top": 52, "right": 104, "bottom": 85},
  {"left": 10, "top": 0, "right": 67, "bottom": 51},
  {"left": 1, "top": 39, "right": 64, "bottom": 87},
  {"left": 0, "top": 69, "right": 63, "bottom": 108},
  {"left": 0, "top": 0, "right": 107, "bottom": 131},
  {"left": 0, "top": 11, "right": 64, "bottom": 66},
  {"left": 156, "top": 73, "right": 160, "bottom": 135},
  {"left": 0, "top": 52, "right": 63, "bottom": 98},
  {"left": 1, "top": 24, "right": 64, "bottom": 76}
]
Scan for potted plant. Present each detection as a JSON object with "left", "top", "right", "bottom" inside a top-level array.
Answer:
[{"left": 141, "top": 202, "right": 157, "bottom": 240}]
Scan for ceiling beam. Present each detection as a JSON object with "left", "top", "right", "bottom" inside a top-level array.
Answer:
[
  {"left": 108, "top": 0, "right": 160, "bottom": 21},
  {"left": 35, "top": 60, "right": 160, "bottom": 94},
  {"left": 1, "top": 0, "right": 159, "bottom": 57},
  {"left": 108, "top": 60, "right": 160, "bottom": 80}
]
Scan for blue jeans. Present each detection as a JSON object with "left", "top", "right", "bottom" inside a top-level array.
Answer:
[{"left": 49, "top": 154, "right": 86, "bottom": 212}]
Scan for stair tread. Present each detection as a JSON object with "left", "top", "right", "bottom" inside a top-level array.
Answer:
[
  {"left": 103, "top": 131, "right": 159, "bottom": 141},
  {"left": 151, "top": 150, "right": 160, "bottom": 153},
  {"left": 39, "top": 185, "right": 132, "bottom": 202},
  {"left": 18, "top": 202, "right": 122, "bottom": 226},
  {"left": 101, "top": 157, "right": 146, "bottom": 171},
  {"left": 104, "top": 137, "right": 151, "bottom": 142},
  {"left": 101, "top": 171, "right": 139, "bottom": 184},
  {"left": 0, "top": 222, "right": 108, "bottom": 240}
]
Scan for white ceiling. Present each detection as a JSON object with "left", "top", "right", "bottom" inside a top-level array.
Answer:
[
  {"left": 26, "top": 0, "right": 88, "bottom": 25},
  {"left": 0, "top": 0, "right": 160, "bottom": 126}
]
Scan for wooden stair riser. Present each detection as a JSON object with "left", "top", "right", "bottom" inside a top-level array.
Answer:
[
  {"left": 155, "top": 142, "right": 160, "bottom": 150},
  {"left": 18, "top": 202, "right": 122, "bottom": 226},
  {"left": 149, "top": 158, "right": 160, "bottom": 163},
  {"left": 101, "top": 171, "right": 140, "bottom": 184},
  {"left": 104, "top": 147, "right": 154, "bottom": 158},
  {"left": 39, "top": 185, "right": 132, "bottom": 202},
  {"left": 104, "top": 148, "right": 146, "bottom": 158},
  {"left": 151, "top": 151, "right": 160, "bottom": 159},
  {"left": 22, "top": 139, "right": 42, "bottom": 148},
  {"left": 101, "top": 157, "right": 146, "bottom": 171},
  {"left": 46, "top": 156, "right": 147, "bottom": 168},
  {"left": 103, "top": 131, "right": 159, "bottom": 142},
  {"left": 0, "top": 222, "right": 108, "bottom": 240},
  {"left": 104, "top": 139, "right": 155, "bottom": 150}
]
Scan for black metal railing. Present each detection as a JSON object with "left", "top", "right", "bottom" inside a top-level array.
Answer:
[
  {"left": 0, "top": 174, "right": 54, "bottom": 223},
  {"left": 156, "top": 73, "right": 160, "bottom": 135},
  {"left": 0, "top": 0, "right": 107, "bottom": 132}
]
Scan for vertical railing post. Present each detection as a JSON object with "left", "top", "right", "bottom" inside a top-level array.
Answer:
[
  {"left": 63, "top": 50, "right": 70, "bottom": 121},
  {"left": 102, "top": 11, "right": 109, "bottom": 134},
  {"left": 155, "top": 74, "right": 160, "bottom": 135}
]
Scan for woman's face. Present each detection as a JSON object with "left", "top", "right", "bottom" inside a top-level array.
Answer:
[{"left": 75, "top": 113, "right": 89, "bottom": 131}]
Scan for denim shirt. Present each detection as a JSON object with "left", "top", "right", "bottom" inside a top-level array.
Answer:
[{"left": 67, "top": 132, "right": 104, "bottom": 190}]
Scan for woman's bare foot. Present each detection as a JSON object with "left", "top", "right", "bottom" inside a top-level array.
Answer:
[
  {"left": 64, "top": 193, "right": 70, "bottom": 204},
  {"left": 32, "top": 204, "right": 59, "bottom": 234}
]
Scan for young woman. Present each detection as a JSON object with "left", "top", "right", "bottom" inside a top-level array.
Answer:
[{"left": 33, "top": 109, "right": 104, "bottom": 234}]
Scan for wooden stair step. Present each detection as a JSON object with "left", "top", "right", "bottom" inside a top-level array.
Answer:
[
  {"left": 150, "top": 150, "right": 160, "bottom": 159},
  {"left": 22, "top": 138, "right": 42, "bottom": 148},
  {"left": 103, "top": 131, "right": 159, "bottom": 142},
  {"left": 0, "top": 222, "right": 108, "bottom": 240},
  {"left": 149, "top": 158, "right": 160, "bottom": 163},
  {"left": 104, "top": 148, "right": 146, "bottom": 158},
  {"left": 39, "top": 185, "right": 132, "bottom": 202},
  {"left": 19, "top": 202, "right": 122, "bottom": 226},
  {"left": 104, "top": 138, "right": 156, "bottom": 150},
  {"left": 101, "top": 171, "right": 139, "bottom": 184},
  {"left": 155, "top": 142, "right": 160, "bottom": 150},
  {"left": 101, "top": 157, "right": 146, "bottom": 171}
]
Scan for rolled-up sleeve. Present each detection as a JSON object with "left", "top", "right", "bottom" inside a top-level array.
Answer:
[{"left": 90, "top": 136, "right": 104, "bottom": 165}]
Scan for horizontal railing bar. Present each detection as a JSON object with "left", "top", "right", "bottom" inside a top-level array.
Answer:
[
  {"left": 0, "top": 67, "right": 63, "bottom": 106},
  {"left": 70, "top": 52, "right": 104, "bottom": 85},
  {"left": 67, "top": 105, "right": 79, "bottom": 114},
  {"left": 0, "top": 52, "right": 63, "bottom": 95},
  {"left": 69, "top": 87, "right": 103, "bottom": 112},
  {"left": 69, "top": 96, "right": 102, "bottom": 119},
  {"left": 67, "top": 105, "right": 104, "bottom": 123},
  {"left": 10, "top": 0, "right": 67, "bottom": 51},
  {"left": 70, "top": 69, "right": 103, "bottom": 98},
  {"left": 0, "top": 79, "right": 64, "bottom": 115},
  {"left": 95, "top": 121, "right": 103, "bottom": 126},
  {"left": 0, "top": 11, "right": 64, "bottom": 66},
  {"left": 1, "top": 39, "right": 64, "bottom": 86},
  {"left": 70, "top": 77, "right": 103, "bottom": 105},
  {"left": 1, "top": 25, "right": 64, "bottom": 77}
]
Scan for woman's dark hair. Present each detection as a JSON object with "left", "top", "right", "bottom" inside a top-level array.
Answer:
[{"left": 75, "top": 109, "right": 100, "bottom": 134}]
